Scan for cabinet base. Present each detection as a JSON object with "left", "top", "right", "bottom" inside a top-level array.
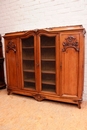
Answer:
[{"left": 7, "top": 89, "right": 82, "bottom": 109}]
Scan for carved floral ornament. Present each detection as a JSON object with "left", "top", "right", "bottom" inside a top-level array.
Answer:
[
  {"left": 33, "top": 94, "right": 45, "bottom": 101},
  {"left": 62, "top": 36, "right": 79, "bottom": 52},
  {"left": 6, "top": 41, "right": 16, "bottom": 53}
]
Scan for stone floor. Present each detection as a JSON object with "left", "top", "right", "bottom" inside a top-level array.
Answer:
[{"left": 0, "top": 89, "right": 87, "bottom": 130}]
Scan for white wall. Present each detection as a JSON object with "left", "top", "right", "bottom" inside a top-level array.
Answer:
[{"left": 0, "top": 0, "right": 87, "bottom": 100}]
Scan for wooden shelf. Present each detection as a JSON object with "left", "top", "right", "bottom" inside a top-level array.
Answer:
[
  {"left": 41, "top": 59, "right": 55, "bottom": 61},
  {"left": 41, "top": 46, "right": 55, "bottom": 48},
  {"left": 23, "top": 69, "right": 35, "bottom": 72},
  {"left": 42, "top": 80, "right": 55, "bottom": 85},
  {"left": 22, "top": 47, "right": 34, "bottom": 49},
  {"left": 24, "top": 79, "right": 35, "bottom": 83},
  {"left": 41, "top": 70, "right": 55, "bottom": 74},
  {"left": 23, "top": 58, "right": 34, "bottom": 61}
]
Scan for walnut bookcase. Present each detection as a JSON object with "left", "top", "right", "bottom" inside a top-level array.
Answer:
[{"left": 4, "top": 25, "right": 86, "bottom": 108}]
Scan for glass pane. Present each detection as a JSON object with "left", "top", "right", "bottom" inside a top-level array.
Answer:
[
  {"left": 24, "top": 82, "right": 35, "bottom": 89},
  {"left": 40, "top": 35, "right": 56, "bottom": 93},
  {"left": 41, "top": 35, "right": 55, "bottom": 46},
  {"left": 42, "top": 84, "right": 56, "bottom": 92},
  {"left": 22, "top": 36, "right": 34, "bottom": 47},
  {"left": 22, "top": 36, "right": 36, "bottom": 90}
]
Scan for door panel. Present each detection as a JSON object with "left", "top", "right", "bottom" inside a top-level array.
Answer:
[
  {"left": 60, "top": 34, "right": 79, "bottom": 97},
  {"left": 5, "top": 39, "right": 18, "bottom": 89},
  {"left": 37, "top": 33, "right": 60, "bottom": 95},
  {"left": 21, "top": 35, "right": 37, "bottom": 91}
]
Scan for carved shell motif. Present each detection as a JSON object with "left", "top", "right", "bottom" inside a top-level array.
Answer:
[
  {"left": 6, "top": 41, "right": 16, "bottom": 53},
  {"left": 62, "top": 36, "right": 79, "bottom": 52}
]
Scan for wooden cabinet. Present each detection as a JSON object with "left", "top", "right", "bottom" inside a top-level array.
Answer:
[
  {"left": 4, "top": 25, "right": 85, "bottom": 108},
  {"left": 0, "top": 35, "right": 6, "bottom": 89}
]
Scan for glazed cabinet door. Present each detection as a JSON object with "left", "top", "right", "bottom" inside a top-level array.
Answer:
[
  {"left": 37, "top": 32, "right": 60, "bottom": 95},
  {"left": 21, "top": 34, "right": 37, "bottom": 91},
  {"left": 60, "top": 33, "right": 84, "bottom": 99},
  {"left": 5, "top": 38, "right": 19, "bottom": 89}
]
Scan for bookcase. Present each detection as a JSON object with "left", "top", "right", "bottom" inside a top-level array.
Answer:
[{"left": 4, "top": 25, "right": 85, "bottom": 108}]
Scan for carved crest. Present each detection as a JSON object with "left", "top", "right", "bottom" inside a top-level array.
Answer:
[
  {"left": 6, "top": 41, "right": 16, "bottom": 53},
  {"left": 62, "top": 36, "right": 79, "bottom": 52}
]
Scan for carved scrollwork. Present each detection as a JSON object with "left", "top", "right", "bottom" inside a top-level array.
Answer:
[
  {"left": 33, "top": 94, "right": 45, "bottom": 101},
  {"left": 6, "top": 41, "right": 16, "bottom": 53},
  {"left": 62, "top": 36, "right": 79, "bottom": 52}
]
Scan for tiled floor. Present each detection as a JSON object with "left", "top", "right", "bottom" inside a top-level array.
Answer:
[{"left": 0, "top": 89, "right": 87, "bottom": 130}]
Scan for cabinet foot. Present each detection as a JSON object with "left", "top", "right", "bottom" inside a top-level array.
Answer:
[
  {"left": 78, "top": 100, "right": 82, "bottom": 109},
  {"left": 7, "top": 90, "right": 11, "bottom": 95}
]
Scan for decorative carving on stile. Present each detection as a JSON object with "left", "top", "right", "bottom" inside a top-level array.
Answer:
[
  {"left": 33, "top": 94, "right": 45, "bottom": 101},
  {"left": 62, "top": 36, "right": 79, "bottom": 52},
  {"left": 6, "top": 41, "right": 16, "bottom": 53}
]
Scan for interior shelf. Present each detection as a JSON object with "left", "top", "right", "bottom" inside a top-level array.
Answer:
[
  {"left": 41, "top": 46, "right": 55, "bottom": 48},
  {"left": 23, "top": 69, "right": 35, "bottom": 72},
  {"left": 41, "top": 70, "right": 55, "bottom": 74},
  {"left": 22, "top": 47, "right": 34, "bottom": 49},
  {"left": 23, "top": 58, "right": 34, "bottom": 61},
  {"left": 42, "top": 80, "right": 55, "bottom": 85},
  {"left": 24, "top": 79, "right": 35, "bottom": 83},
  {"left": 41, "top": 59, "right": 55, "bottom": 61}
]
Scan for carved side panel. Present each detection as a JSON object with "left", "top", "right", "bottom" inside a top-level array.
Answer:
[
  {"left": 5, "top": 39, "right": 18, "bottom": 89},
  {"left": 61, "top": 34, "right": 80, "bottom": 97},
  {"left": 6, "top": 41, "right": 16, "bottom": 53},
  {"left": 62, "top": 36, "right": 79, "bottom": 52}
]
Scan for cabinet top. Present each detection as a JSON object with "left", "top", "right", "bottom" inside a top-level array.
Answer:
[{"left": 3, "top": 25, "right": 86, "bottom": 38}]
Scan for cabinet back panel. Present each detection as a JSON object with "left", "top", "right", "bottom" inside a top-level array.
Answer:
[
  {"left": 24, "top": 82, "right": 35, "bottom": 89},
  {"left": 41, "top": 48, "right": 55, "bottom": 59},
  {"left": 42, "top": 73, "right": 55, "bottom": 83},
  {"left": 24, "top": 72, "right": 35, "bottom": 80},
  {"left": 23, "top": 60, "right": 35, "bottom": 70},
  {"left": 41, "top": 35, "right": 55, "bottom": 46},
  {"left": 41, "top": 61, "right": 55, "bottom": 71},
  {"left": 22, "top": 49, "right": 34, "bottom": 59},
  {"left": 22, "top": 36, "right": 34, "bottom": 47},
  {"left": 42, "top": 84, "right": 56, "bottom": 92}
]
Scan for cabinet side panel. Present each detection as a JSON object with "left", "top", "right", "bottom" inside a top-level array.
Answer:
[{"left": 60, "top": 34, "right": 80, "bottom": 97}]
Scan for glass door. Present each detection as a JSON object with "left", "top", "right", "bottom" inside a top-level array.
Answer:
[
  {"left": 21, "top": 36, "right": 36, "bottom": 90},
  {"left": 40, "top": 35, "right": 56, "bottom": 93}
]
